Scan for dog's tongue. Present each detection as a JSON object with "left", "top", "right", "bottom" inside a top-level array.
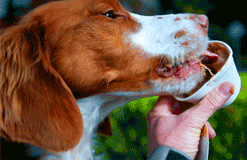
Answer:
[{"left": 201, "top": 51, "right": 219, "bottom": 64}]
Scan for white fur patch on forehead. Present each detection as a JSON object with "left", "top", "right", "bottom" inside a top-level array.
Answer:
[{"left": 129, "top": 13, "right": 208, "bottom": 63}]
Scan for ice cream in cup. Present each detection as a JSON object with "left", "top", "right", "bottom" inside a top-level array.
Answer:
[{"left": 174, "top": 40, "right": 241, "bottom": 108}]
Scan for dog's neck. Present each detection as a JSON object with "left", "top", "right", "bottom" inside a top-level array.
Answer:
[
  {"left": 69, "top": 93, "right": 146, "bottom": 159},
  {"left": 77, "top": 93, "right": 149, "bottom": 159}
]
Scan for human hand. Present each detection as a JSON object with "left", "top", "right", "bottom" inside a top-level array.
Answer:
[{"left": 147, "top": 82, "right": 234, "bottom": 159}]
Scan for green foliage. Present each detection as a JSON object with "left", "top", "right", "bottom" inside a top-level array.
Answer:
[{"left": 95, "top": 72, "right": 247, "bottom": 159}]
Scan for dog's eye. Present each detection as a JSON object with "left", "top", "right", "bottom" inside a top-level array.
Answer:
[{"left": 105, "top": 11, "right": 116, "bottom": 19}]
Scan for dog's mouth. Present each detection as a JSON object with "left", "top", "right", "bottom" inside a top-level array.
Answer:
[{"left": 155, "top": 50, "right": 219, "bottom": 82}]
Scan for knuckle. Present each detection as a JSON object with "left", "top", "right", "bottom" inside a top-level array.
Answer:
[{"left": 204, "top": 92, "right": 223, "bottom": 109}]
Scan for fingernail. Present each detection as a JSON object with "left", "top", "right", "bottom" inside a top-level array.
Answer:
[{"left": 218, "top": 82, "right": 234, "bottom": 95}]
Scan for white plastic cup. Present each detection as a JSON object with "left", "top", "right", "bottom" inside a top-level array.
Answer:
[{"left": 174, "top": 40, "right": 241, "bottom": 108}]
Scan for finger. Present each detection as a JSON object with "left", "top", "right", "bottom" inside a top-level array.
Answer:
[
  {"left": 150, "top": 95, "right": 177, "bottom": 116},
  {"left": 190, "top": 81, "right": 234, "bottom": 123},
  {"left": 206, "top": 121, "right": 216, "bottom": 139}
]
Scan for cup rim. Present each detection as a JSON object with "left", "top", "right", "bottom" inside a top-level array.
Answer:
[{"left": 174, "top": 40, "right": 233, "bottom": 101}]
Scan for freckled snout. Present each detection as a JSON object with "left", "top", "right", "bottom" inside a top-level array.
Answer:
[
  {"left": 173, "top": 14, "right": 209, "bottom": 47},
  {"left": 174, "top": 14, "right": 209, "bottom": 34}
]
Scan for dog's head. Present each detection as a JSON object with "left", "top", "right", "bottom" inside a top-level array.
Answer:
[{"left": 0, "top": 0, "right": 208, "bottom": 152}]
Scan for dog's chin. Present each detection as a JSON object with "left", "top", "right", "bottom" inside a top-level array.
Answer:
[
  {"left": 174, "top": 72, "right": 205, "bottom": 95},
  {"left": 152, "top": 60, "right": 206, "bottom": 96}
]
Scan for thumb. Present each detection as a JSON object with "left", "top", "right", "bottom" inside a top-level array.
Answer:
[{"left": 190, "top": 81, "right": 234, "bottom": 123}]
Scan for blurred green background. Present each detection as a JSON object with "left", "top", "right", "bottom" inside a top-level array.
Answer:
[{"left": 95, "top": 72, "right": 247, "bottom": 160}]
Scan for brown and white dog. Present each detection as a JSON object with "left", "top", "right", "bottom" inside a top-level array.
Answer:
[{"left": 0, "top": 0, "right": 209, "bottom": 159}]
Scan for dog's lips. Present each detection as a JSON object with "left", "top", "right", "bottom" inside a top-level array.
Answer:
[
  {"left": 155, "top": 60, "right": 202, "bottom": 80},
  {"left": 155, "top": 51, "right": 219, "bottom": 81}
]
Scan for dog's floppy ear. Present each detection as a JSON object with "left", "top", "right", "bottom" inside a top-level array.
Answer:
[{"left": 0, "top": 17, "right": 83, "bottom": 152}]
